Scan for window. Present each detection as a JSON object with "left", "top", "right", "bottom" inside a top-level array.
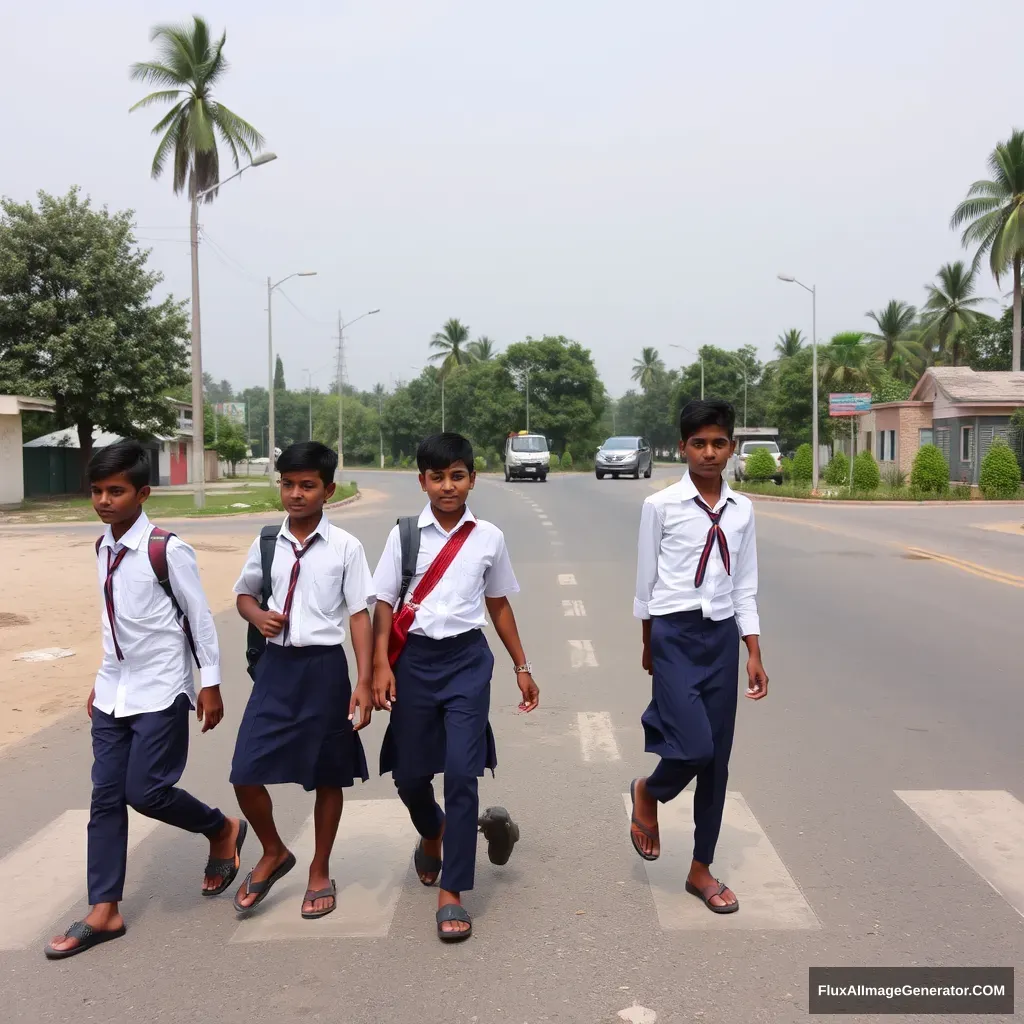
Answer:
[
  {"left": 877, "top": 430, "right": 896, "bottom": 461},
  {"left": 960, "top": 426, "right": 974, "bottom": 463},
  {"left": 919, "top": 428, "right": 933, "bottom": 448}
]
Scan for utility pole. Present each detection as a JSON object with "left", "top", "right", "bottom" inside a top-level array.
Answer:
[
  {"left": 336, "top": 312, "right": 345, "bottom": 478},
  {"left": 378, "top": 386, "right": 385, "bottom": 469}
]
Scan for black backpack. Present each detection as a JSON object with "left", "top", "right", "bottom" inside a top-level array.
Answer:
[
  {"left": 244, "top": 524, "right": 280, "bottom": 679},
  {"left": 395, "top": 516, "right": 421, "bottom": 612}
]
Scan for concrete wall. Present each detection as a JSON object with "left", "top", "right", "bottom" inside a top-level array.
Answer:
[
  {"left": 0, "top": 414, "right": 24, "bottom": 505},
  {"left": 934, "top": 415, "right": 1013, "bottom": 485}
]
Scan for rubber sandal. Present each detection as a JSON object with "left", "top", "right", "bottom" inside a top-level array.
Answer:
[
  {"left": 629, "top": 779, "right": 659, "bottom": 861},
  {"left": 44, "top": 920, "right": 126, "bottom": 960},
  {"left": 202, "top": 820, "right": 249, "bottom": 897},
  {"left": 414, "top": 837, "right": 443, "bottom": 886},
  {"left": 232, "top": 851, "right": 297, "bottom": 913},
  {"left": 685, "top": 878, "right": 739, "bottom": 914},
  {"left": 301, "top": 879, "right": 337, "bottom": 919},
  {"left": 478, "top": 806, "right": 520, "bottom": 866},
  {"left": 435, "top": 903, "right": 472, "bottom": 942}
]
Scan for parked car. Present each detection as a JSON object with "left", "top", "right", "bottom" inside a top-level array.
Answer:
[
  {"left": 595, "top": 436, "right": 653, "bottom": 479},
  {"left": 733, "top": 439, "right": 783, "bottom": 483}
]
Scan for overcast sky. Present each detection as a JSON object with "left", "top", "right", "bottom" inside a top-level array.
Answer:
[{"left": 4, "top": 1, "right": 1023, "bottom": 400}]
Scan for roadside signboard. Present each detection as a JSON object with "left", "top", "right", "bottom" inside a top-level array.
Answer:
[
  {"left": 214, "top": 402, "right": 246, "bottom": 425},
  {"left": 828, "top": 393, "right": 871, "bottom": 416}
]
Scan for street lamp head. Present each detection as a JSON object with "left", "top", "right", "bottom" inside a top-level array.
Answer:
[
  {"left": 297, "top": 271, "right": 317, "bottom": 277},
  {"left": 777, "top": 272, "right": 796, "bottom": 283},
  {"left": 251, "top": 152, "right": 278, "bottom": 166},
  {"left": 368, "top": 309, "right": 380, "bottom": 315}
]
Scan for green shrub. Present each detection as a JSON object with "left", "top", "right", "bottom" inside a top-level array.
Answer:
[
  {"left": 792, "top": 443, "right": 813, "bottom": 482},
  {"left": 823, "top": 451, "right": 849, "bottom": 486},
  {"left": 979, "top": 437, "right": 1022, "bottom": 499},
  {"left": 882, "top": 464, "right": 906, "bottom": 491},
  {"left": 911, "top": 444, "right": 949, "bottom": 494},
  {"left": 549, "top": 453, "right": 561, "bottom": 470},
  {"left": 744, "top": 447, "right": 778, "bottom": 481},
  {"left": 852, "top": 450, "right": 880, "bottom": 491},
  {"left": 476, "top": 454, "right": 488, "bottom": 472},
  {"left": 562, "top": 451, "right": 574, "bottom": 470},
  {"left": 780, "top": 456, "right": 793, "bottom": 482}
]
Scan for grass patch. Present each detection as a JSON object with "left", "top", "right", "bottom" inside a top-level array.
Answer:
[{"left": 736, "top": 480, "right": 1023, "bottom": 502}]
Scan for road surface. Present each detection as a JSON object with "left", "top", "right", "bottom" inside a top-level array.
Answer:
[{"left": 1, "top": 469, "right": 1021, "bottom": 1023}]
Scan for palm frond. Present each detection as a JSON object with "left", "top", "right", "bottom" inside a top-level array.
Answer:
[
  {"left": 211, "top": 103, "right": 265, "bottom": 153},
  {"left": 127, "top": 89, "right": 185, "bottom": 113},
  {"left": 128, "top": 61, "right": 186, "bottom": 89}
]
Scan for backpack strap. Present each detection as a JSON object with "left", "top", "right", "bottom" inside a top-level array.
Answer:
[
  {"left": 396, "top": 516, "right": 421, "bottom": 611},
  {"left": 95, "top": 536, "right": 102, "bottom": 556},
  {"left": 147, "top": 527, "right": 200, "bottom": 668},
  {"left": 258, "top": 524, "right": 279, "bottom": 609}
]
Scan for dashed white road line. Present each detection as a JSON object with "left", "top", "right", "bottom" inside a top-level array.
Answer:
[
  {"left": 562, "top": 599, "right": 586, "bottom": 616},
  {"left": 558, "top": 573, "right": 577, "bottom": 585},
  {"left": 577, "top": 711, "right": 620, "bottom": 761},
  {"left": 568, "top": 639, "right": 599, "bottom": 668}
]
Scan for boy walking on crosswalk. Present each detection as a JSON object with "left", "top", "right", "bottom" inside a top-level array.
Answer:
[
  {"left": 46, "top": 441, "right": 245, "bottom": 960},
  {"left": 629, "top": 399, "right": 769, "bottom": 914}
]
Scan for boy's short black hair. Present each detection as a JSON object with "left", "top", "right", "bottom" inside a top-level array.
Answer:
[
  {"left": 416, "top": 433, "right": 475, "bottom": 474},
  {"left": 276, "top": 441, "right": 338, "bottom": 486},
  {"left": 87, "top": 440, "right": 151, "bottom": 490},
  {"left": 679, "top": 398, "right": 736, "bottom": 443}
]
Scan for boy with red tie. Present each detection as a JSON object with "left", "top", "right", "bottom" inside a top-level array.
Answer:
[{"left": 629, "top": 399, "right": 769, "bottom": 914}]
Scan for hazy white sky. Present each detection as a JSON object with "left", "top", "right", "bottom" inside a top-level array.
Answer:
[{"left": 4, "top": 0, "right": 1023, "bottom": 399}]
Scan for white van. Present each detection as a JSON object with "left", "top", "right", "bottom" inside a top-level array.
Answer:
[{"left": 504, "top": 433, "right": 551, "bottom": 482}]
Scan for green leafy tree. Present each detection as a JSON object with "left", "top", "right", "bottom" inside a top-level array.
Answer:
[
  {"left": 631, "top": 347, "right": 665, "bottom": 391},
  {"left": 911, "top": 444, "right": 950, "bottom": 494},
  {"left": 429, "top": 318, "right": 474, "bottom": 373},
  {"left": 274, "top": 355, "right": 286, "bottom": 391},
  {"left": 864, "top": 300, "right": 920, "bottom": 366},
  {"left": 774, "top": 329, "right": 804, "bottom": 359},
  {"left": 468, "top": 336, "right": 497, "bottom": 361},
  {"left": 0, "top": 187, "right": 189, "bottom": 487},
  {"left": 979, "top": 437, "right": 1021, "bottom": 498},
  {"left": 961, "top": 306, "right": 1013, "bottom": 370},
  {"left": 871, "top": 371, "right": 912, "bottom": 403},
  {"left": 921, "top": 261, "right": 991, "bottom": 366},
  {"left": 853, "top": 450, "right": 880, "bottom": 491},
  {"left": 820, "top": 332, "right": 886, "bottom": 393},
  {"left": 951, "top": 129, "right": 1024, "bottom": 372}
]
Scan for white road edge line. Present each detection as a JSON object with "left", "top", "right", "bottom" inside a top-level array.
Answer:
[
  {"left": 577, "top": 711, "right": 620, "bottom": 761},
  {"left": 568, "top": 639, "right": 599, "bottom": 668}
]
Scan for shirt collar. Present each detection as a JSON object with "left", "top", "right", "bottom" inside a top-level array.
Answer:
[
  {"left": 418, "top": 502, "right": 477, "bottom": 537},
  {"left": 279, "top": 512, "right": 330, "bottom": 547},
  {"left": 677, "top": 470, "right": 736, "bottom": 511},
  {"left": 99, "top": 509, "right": 150, "bottom": 552}
]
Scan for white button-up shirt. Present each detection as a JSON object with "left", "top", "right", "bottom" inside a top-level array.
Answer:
[
  {"left": 93, "top": 511, "right": 221, "bottom": 717},
  {"left": 371, "top": 504, "right": 519, "bottom": 639},
  {"left": 233, "top": 514, "right": 375, "bottom": 647},
  {"left": 634, "top": 472, "right": 760, "bottom": 637}
]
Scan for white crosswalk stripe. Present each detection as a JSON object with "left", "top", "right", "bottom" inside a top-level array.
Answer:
[
  {"left": 577, "top": 712, "right": 620, "bottom": 761},
  {"left": 558, "top": 574, "right": 577, "bottom": 585},
  {"left": 568, "top": 639, "right": 599, "bottom": 668},
  {"left": 562, "top": 599, "right": 586, "bottom": 616}
]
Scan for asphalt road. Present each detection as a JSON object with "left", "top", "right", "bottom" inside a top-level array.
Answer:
[{"left": 1, "top": 469, "right": 1021, "bottom": 1023}]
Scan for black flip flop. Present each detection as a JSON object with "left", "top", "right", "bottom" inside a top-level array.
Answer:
[
  {"left": 233, "top": 851, "right": 297, "bottom": 913},
  {"left": 478, "top": 806, "right": 520, "bottom": 866},
  {"left": 436, "top": 903, "right": 472, "bottom": 942},
  {"left": 301, "top": 879, "right": 337, "bottom": 919},
  {"left": 202, "top": 820, "right": 249, "bottom": 897},
  {"left": 44, "top": 920, "right": 126, "bottom": 960},
  {"left": 629, "top": 779, "right": 659, "bottom": 861},
  {"left": 685, "top": 878, "right": 739, "bottom": 914},
  {"left": 414, "top": 837, "right": 443, "bottom": 886}
]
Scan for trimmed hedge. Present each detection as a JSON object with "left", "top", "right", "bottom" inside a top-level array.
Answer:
[
  {"left": 823, "top": 451, "right": 849, "bottom": 486},
  {"left": 979, "top": 437, "right": 1021, "bottom": 499},
  {"left": 792, "top": 443, "right": 813, "bottom": 482},
  {"left": 744, "top": 447, "right": 778, "bottom": 481},
  {"left": 911, "top": 444, "right": 949, "bottom": 494},
  {"left": 853, "top": 450, "right": 880, "bottom": 491}
]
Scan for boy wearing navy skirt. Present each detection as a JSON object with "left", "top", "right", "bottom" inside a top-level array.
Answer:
[
  {"left": 629, "top": 399, "right": 768, "bottom": 914},
  {"left": 230, "top": 441, "right": 375, "bottom": 919},
  {"left": 46, "top": 441, "right": 244, "bottom": 960},
  {"left": 370, "top": 433, "right": 539, "bottom": 941}
]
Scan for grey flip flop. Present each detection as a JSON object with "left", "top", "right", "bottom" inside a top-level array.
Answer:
[
  {"left": 685, "top": 878, "right": 739, "bottom": 914},
  {"left": 478, "top": 806, "right": 520, "bottom": 866},
  {"left": 44, "top": 920, "right": 126, "bottom": 960},
  {"left": 202, "top": 820, "right": 249, "bottom": 896},
  {"left": 233, "top": 851, "right": 297, "bottom": 913},
  {"left": 436, "top": 903, "right": 472, "bottom": 941},
  {"left": 301, "top": 879, "right": 337, "bottom": 919}
]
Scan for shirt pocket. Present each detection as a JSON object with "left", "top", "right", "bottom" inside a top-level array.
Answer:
[
  {"left": 313, "top": 570, "right": 344, "bottom": 616},
  {"left": 122, "top": 574, "right": 163, "bottom": 618}
]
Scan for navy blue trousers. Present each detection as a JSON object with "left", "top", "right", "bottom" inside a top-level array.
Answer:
[
  {"left": 381, "top": 630, "right": 497, "bottom": 893},
  {"left": 88, "top": 693, "right": 224, "bottom": 904},
  {"left": 642, "top": 611, "right": 739, "bottom": 865}
]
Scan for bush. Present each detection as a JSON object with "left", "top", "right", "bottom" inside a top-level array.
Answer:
[
  {"left": 823, "top": 451, "right": 849, "bottom": 486},
  {"left": 562, "top": 451, "right": 574, "bottom": 470},
  {"left": 744, "top": 447, "right": 778, "bottom": 481},
  {"left": 911, "top": 444, "right": 949, "bottom": 494},
  {"left": 780, "top": 456, "right": 793, "bottom": 482},
  {"left": 476, "top": 454, "right": 488, "bottom": 472},
  {"left": 882, "top": 464, "right": 906, "bottom": 491},
  {"left": 549, "top": 453, "right": 561, "bottom": 470},
  {"left": 979, "top": 437, "right": 1022, "bottom": 499},
  {"left": 852, "top": 450, "right": 880, "bottom": 492},
  {"left": 792, "top": 443, "right": 813, "bottom": 482}
]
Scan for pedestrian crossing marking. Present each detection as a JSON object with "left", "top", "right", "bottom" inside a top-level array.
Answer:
[
  {"left": 621, "top": 791, "right": 819, "bottom": 931},
  {"left": 562, "top": 600, "right": 586, "bottom": 617},
  {"left": 558, "top": 574, "right": 577, "bottom": 585},
  {"left": 0, "top": 809, "right": 160, "bottom": 951},
  {"left": 577, "top": 712, "right": 619, "bottom": 761},
  {"left": 229, "top": 799, "right": 419, "bottom": 943},
  {"left": 894, "top": 789, "right": 1024, "bottom": 919},
  {"left": 569, "top": 639, "right": 599, "bottom": 668}
]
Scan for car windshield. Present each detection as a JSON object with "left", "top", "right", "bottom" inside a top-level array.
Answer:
[
  {"left": 603, "top": 437, "right": 638, "bottom": 450},
  {"left": 511, "top": 436, "right": 548, "bottom": 452},
  {"left": 742, "top": 441, "right": 779, "bottom": 453}
]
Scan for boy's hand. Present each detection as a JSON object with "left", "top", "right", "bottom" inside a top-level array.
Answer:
[
  {"left": 745, "top": 656, "right": 769, "bottom": 699},
  {"left": 197, "top": 686, "right": 224, "bottom": 732},
  {"left": 349, "top": 682, "right": 373, "bottom": 730},
  {"left": 641, "top": 644, "right": 653, "bottom": 676},
  {"left": 257, "top": 610, "right": 288, "bottom": 638},
  {"left": 373, "top": 666, "right": 397, "bottom": 711},
  {"left": 516, "top": 671, "right": 539, "bottom": 713},
  {"left": 86, "top": 687, "right": 95, "bottom": 719}
]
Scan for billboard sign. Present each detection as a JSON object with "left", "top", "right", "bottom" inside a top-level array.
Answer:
[
  {"left": 214, "top": 402, "right": 246, "bottom": 425},
  {"left": 828, "top": 392, "right": 872, "bottom": 417}
]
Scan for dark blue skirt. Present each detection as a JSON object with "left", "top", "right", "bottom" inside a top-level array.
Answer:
[
  {"left": 379, "top": 629, "right": 498, "bottom": 781},
  {"left": 642, "top": 610, "right": 739, "bottom": 762},
  {"left": 230, "top": 643, "right": 369, "bottom": 792}
]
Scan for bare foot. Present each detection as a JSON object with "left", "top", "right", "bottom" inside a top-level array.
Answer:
[
  {"left": 630, "top": 778, "right": 660, "bottom": 858},
  {"left": 301, "top": 868, "right": 336, "bottom": 916},
  {"left": 203, "top": 817, "right": 243, "bottom": 892},
  {"left": 47, "top": 904, "right": 124, "bottom": 954},
  {"left": 234, "top": 848, "right": 291, "bottom": 909},
  {"left": 437, "top": 889, "right": 470, "bottom": 935},
  {"left": 687, "top": 862, "right": 736, "bottom": 908}
]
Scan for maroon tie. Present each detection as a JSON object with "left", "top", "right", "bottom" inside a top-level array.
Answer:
[
  {"left": 693, "top": 497, "right": 731, "bottom": 588},
  {"left": 104, "top": 547, "right": 130, "bottom": 660},
  {"left": 280, "top": 534, "right": 320, "bottom": 638}
]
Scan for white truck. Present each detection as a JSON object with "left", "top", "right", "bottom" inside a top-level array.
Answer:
[
  {"left": 503, "top": 432, "right": 551, "bottom": 482},
  {"left": 728, "top": 428, "right": 783, "bottom": 484}
]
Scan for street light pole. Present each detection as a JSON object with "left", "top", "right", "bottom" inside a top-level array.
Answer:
[
  {"left": 188, "top": 152, "right": 277, "bottom": 508},
  {"left": 668, "top": 344, "right": 703, "bottom": 398},
  {"left": 334, "top": 308, "right": 381, "bottom": 481},
  {"left": 778, "top": 273, "right": 819, "bottom": 491},
  {"left": 304, "top": 369, "right": 312, "bottom": 439}
]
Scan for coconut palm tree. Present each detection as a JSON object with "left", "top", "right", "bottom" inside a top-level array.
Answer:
[
  {"left": 631, "top": 347, "right": 665, "bottom": 391},
  {"left": 864, "top": 300, "right": 918, "bottom": 365},
  {"left": 951, "top": 129, "right": 1024, "bottom": 372},
  {"left": 129, "top": 16, "right": 265, "bottom": 203},
  {"left": 820, "top": 332, "right": 886, "bottom": 392},
  {"left": 468, "top": 336, "right": 496, "bottom": 361},
  {"left": 429, "top": 318, "right": 474, "bottom": 373},
  {"left": 921, "top": 261, "right": 991, "bottom": 366},
  {"left": 774, "top": 329, "right": 804, "bottom": 359}
]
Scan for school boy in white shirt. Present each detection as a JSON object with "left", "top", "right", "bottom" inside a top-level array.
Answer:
[
  {"left": 46, "top": 441, "right": 245, "bottom": 960},
  {"left": 370, "top": 433, "right": 539, "bottom": 942},
  {"left": 230, "top": 442, "right": 375, "bottom": 920},
  {"left": 629, "top": 399, "right": 769, "bottom": 914}
]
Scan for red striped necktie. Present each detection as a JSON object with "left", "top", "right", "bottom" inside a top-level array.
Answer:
[
  {"left": 693, "top": 497, "right": 730, "bottom": 587},
  {"left": 104, "top": 547, "right": 130, "bottom": 660},
  {"left": 280, "top": 533, "right": 320, "bottom": 638}
]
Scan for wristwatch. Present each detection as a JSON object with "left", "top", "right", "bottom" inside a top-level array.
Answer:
[{"left": 514, "top": 662, "right": 532, "bottom": 675}]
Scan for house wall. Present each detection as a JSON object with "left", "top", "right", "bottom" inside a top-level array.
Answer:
[
  {"left": 897, "top": 406, "right": 933, "bottom": 475},
  {"left": 934, "top": 414, "right": 1013, "bottom": 485},
  {"left": 0, "top": 414, "right": 24, "bottom": 505},
  {"left": 158, "top": 443, "right": 171, "bottom": 486}
]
